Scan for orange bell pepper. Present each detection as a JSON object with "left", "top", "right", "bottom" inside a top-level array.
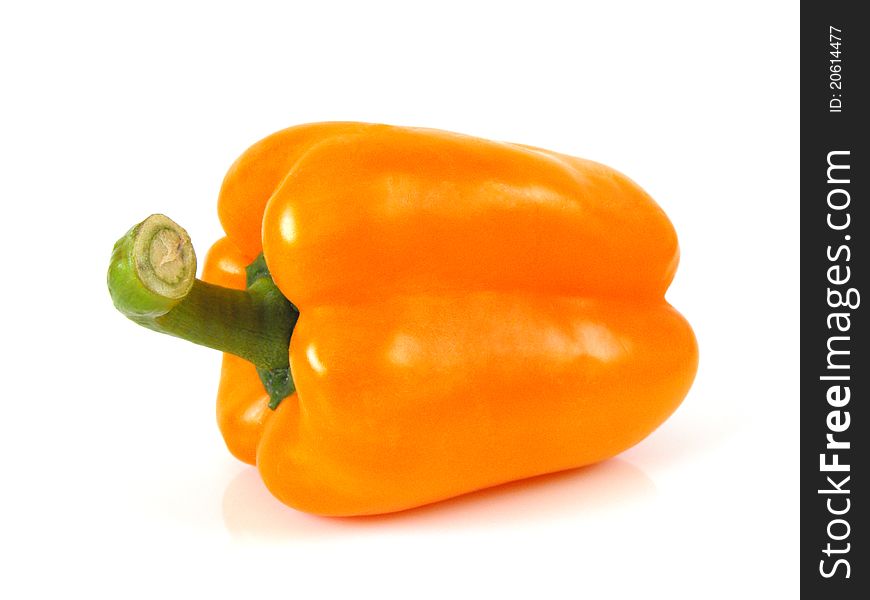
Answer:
[{"left": 108, "top": 122, "right": 698, "bottom": 516}]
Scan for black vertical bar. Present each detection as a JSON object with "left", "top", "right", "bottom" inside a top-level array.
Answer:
[{"left": 801, "top": 2, "right": 867, "bottom": 596}]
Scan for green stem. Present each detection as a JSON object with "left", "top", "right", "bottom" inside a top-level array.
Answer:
[{"left": 107, "top": 214, "right": 297, "bottom": 408}]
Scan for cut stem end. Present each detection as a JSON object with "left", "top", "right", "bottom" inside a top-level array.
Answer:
[{"left": 133, "top": 214, "right": 196, "bottom": 300}]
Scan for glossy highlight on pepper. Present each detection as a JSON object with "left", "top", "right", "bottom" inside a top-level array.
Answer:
[{"left": 108, "top": 122, "right": 698, "bottom": 516}]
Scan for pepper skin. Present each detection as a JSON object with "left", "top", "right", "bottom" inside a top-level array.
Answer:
[{"left": 198, "top": 123, "right": 698, "bottom": 516}]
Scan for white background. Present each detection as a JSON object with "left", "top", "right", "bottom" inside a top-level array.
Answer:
[{"left": 1, "top": 1, "right": 798, "bottom": 598}]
